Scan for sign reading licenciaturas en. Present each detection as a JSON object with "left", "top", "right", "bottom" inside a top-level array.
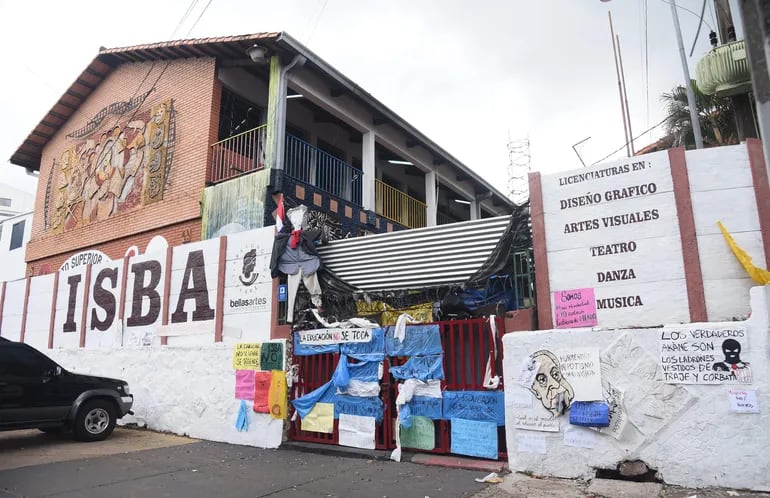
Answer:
[{"left": 540, "top": 151, "right": 690, "bottom": 328}]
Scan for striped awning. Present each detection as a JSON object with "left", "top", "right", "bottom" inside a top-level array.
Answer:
[{"left": 317, "top": 216, "right": 511, "bottom": 291}]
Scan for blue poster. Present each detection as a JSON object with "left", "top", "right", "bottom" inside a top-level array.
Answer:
[
  {"left": 409, "top": 396, "right": 443, "bottom": 419},
  {"left": 341, "top": 327, "right": 385, "bottom": 361},
  {"left": 278, "top": 284, "right": 288, "bottom": 302},
  {"left": 385, "top": 324, "right": 443, "bottom": 357},
  {"left": 569, "top": 401, "right": 610, "bottom": 427},
  {"left": 450, "top": 418, "right": 498, "bottom": 460},
  {"left": 443, "top": 391, "right": 505, "bottom": 426},
  {"left": 334, "top": 395, "right": 383, "bottom": 422},
  {"left": 390, "top": 354, "right": 444, "bottom": 381}
]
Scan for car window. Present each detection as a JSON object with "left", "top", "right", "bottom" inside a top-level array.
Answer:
[{"left": 0, "top": 347, "right": 55, "bottom": 377}]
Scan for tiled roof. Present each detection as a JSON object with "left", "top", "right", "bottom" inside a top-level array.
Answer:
[{"left": 10, "top": 33, "right": 281, "bottom": 170}]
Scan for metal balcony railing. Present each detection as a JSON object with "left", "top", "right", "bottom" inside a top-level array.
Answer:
[
  {"left": 284, "top": 135, "right": 362, "bottom": 204},
  {"left": 209, "top": 124, "right": 267, "bottom": 184},
  {"left": 375, "top": 179, "right": 427, "bottom": 229}
]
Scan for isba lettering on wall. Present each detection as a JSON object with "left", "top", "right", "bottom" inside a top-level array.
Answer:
[{"left": 53, "top": 239, "right": 221, "bottom": 347}]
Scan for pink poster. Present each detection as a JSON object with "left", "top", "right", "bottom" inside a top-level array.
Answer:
[
  {"left": 553, "top": 288, "right": 598, "bottom": 329},
  {"left": 235, "top": 370, "right": 256, "bottom": 400}
]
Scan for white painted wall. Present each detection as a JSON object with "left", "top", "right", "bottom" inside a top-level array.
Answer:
[
  {"left": 0, "top": 211, "right": 33, "bottom": 282},
  {"left": 24, "top": 273, "right": 55, "bottom": 350},
  {"left": 686, "top": 145, "right": 766, "bottom": 321},
  {"left": 1, "top": 226, "right": 285, "bottom": 449},
  {"left": 47, "top": 345, "right": 284, "bottom": 449},
  {"left": 503, "top": 285, "right": 770, "bottom": 491},
  {"left": 0, "top": 278, "right": 26, "bottom": 341}
]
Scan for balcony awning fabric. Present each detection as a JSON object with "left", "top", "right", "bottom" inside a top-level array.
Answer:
[{"left": 316, "top": 207, "right": 530, "bottom": 293}]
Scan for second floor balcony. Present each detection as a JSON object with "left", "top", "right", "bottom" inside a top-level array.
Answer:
[{"left": 209, "top": 126, "right": 429, "bottom": 229}]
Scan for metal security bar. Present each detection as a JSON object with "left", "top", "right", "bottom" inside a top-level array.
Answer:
[
  {"left": 284, "top": 135, "right": 362, "bottom": 204},
  {"left": 209, "top": 124, "right": 267, "bottom": 184},
  {"left": 374, "top": 179, "right": 427, "bottom": 229}
]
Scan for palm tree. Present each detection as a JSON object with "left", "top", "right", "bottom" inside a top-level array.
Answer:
[{"left": 661, "top": 80, "right": 737, "bottom": 148}]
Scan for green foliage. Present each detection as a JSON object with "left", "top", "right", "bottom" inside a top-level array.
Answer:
[{"left": 661, "top": 80, "right": 737, "bottom": 148}]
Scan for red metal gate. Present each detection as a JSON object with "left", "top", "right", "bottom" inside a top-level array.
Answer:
[{"left": 288, "top": 317, "right": 506, "bottom": 458}]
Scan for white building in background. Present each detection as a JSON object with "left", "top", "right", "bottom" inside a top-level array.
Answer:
[
  {"left": 0, "top": 183, "right": 34, "bottom": 221},
  {"left": 0, "top": 182, "right": 36, "bottom": 282},
  {"left": 0, "top": 211, "right": 33, "bottom": 282}
]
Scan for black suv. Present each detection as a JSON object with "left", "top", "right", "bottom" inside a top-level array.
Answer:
[{"left": 0, "top": 338, "right": 133, "bottom": 441}]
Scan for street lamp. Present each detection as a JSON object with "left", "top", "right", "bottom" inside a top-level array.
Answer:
[{"left": 602, "top": 0, "right": 704, "bottom": 149}]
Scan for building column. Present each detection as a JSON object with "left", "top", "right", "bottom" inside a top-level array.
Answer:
[
  {"left": 424, "top": 169, "right": 437, "bottom": 227},
  {"left": 469, "top": 199, "right": 481, "bottom": 220},
  {"left": 265, "top": 55, "right": 306, "bottom": 171},
  {"left": 362, "top": 131, "right": 376, "bottom": 211}
]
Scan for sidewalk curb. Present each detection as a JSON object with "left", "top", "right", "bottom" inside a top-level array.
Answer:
[{"left": 280, "top": 441, "right": 399, "bottom": 461}]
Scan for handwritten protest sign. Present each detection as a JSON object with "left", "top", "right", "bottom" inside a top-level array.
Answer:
[
  {"left": 400, "top": 416, "right": 435, "bottom": 450},
  {"left": 451, "top": 418, "right": 498, "bottom": 459},
  {"left": 338, "top": 413, "right": 376, "bottom": 449},
  {"left": 727, "top": 389, "right": 760, "bottom": 413},
  {"left": 660, "top": 326, "right": 751, "bottom": 384},
  {"left": 260, "top": 342, "right": 284, "bottom": 370},
  {"left": 553, "top": 288, "right": 598, "bottom": 328},
  {"left": 558, "top": 349, "right": 603, "bottom": 401},
  {"left": 297, "top": 328, "right": 372, "bottom": 345},
  {"left": 233, "top": 343, "right": 262, "bottom": 370},
  {"left": 301, "top": 402, "right": 334, "bottom": 433}
]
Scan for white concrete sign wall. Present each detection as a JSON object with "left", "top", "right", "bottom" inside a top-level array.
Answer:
[
  {"left": 0, "top": 226, "right": 284, "bottom": 449},
  {"left": 686, "top": 145, "right": 766, "bottom": 320},
  {"left": 503, "top": 286, "right": 770, "bottom": 492},
  {"left": 223, "top": 227, "right": 274, "bottom": 343},
  {"left": 541, "top": 151, "right": 689, "bottom": 327}
]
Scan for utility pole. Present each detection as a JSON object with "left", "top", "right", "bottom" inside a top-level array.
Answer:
[
  {"left": 616, "top": 34, "right": 635, "bottom": 154},
  {"left": 739, "top": 0, "right": 770, "bottom": 178},
  {"left": 713, "top": 0, "right": 758, "bottom": 140},
  {"left": 608, "top": 12, "right": 631, "bottom": 157},
  {"left": 671, "top": 0, "right": 704, "bottom": 149}
]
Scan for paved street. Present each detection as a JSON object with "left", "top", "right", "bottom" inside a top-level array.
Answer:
[{"left": 0, "top": 428, "right": 486, "bottom": 498}]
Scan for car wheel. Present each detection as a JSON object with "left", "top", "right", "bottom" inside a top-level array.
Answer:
[{"left": 73, "top": 399, "right": 117, "bottom": 442}]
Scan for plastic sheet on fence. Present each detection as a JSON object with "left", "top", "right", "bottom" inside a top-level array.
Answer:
[
  {"left": 293, "top": 333, "right": 339, "bottom": 356},
  {"left": 390, "top": 354, "right": 444, "bottom": 381},
  {"left": 409, "top": 395, "right": 444, "bottom": 420},
  {"left": 332, "top": 354, "right": 350, "bottom": 389},
  {"left": 340, "top": 327, "right": 385, "bottom": 361},
  {"left": 443, "top": 391, "right": 505, "bottom": 426},
  {"left": 291, "top": 380, "right": 337, "bottom": 419},
  {"left": 348, "top": 360, "right": 381, "bottom": 382},
  {"left": 385, "top": 324, "right": 443, "bottom": 357},
  {"left": 337, "top": 379, "right": 381, "bottom": 397},
  {"left": 334, "top": 394, "right": 383, "bottom": 422}
]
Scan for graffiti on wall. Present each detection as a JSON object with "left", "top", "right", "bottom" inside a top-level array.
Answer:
[{"left": 47, "top": 98, "right": 176, "bottom": 233}]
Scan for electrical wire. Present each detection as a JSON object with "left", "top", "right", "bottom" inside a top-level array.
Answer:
[
  {"left": 92, "top": 0, "right": 215, "bottom": 168},
  {"left": 305, "top": 0, "right": 329, "bottom": 44},
  {"left": 590, "top": 117, "right": 668, "bottom": 166},
  {"left": 660, "top": 0, "right": 713, "bottom": 31},
  {"left": 689, "top": 0, "right": 708, "bottom": 56}
]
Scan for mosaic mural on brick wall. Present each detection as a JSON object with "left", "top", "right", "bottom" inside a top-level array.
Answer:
[{"left": 45, "top": 96, "right": 176, "bottom": 233}]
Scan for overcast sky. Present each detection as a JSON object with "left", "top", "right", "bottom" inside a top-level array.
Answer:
[{"left": 0, "top": 0, "right": 742, "bottom": 198}]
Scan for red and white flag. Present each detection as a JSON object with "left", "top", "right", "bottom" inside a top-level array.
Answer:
[{"left": 275, "top": 194, "right": 286, "bottom": 233}]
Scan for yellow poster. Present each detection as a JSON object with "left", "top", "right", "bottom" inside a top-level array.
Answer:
[
  {"left": 269, "top": 370, "right": 288, "bottom": 420},
  {"left": 233, "top": 343, "right": 262, "bottom": 370},
  {"left": 301, "top": 402, "right": 334, "bottom": 433}
]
